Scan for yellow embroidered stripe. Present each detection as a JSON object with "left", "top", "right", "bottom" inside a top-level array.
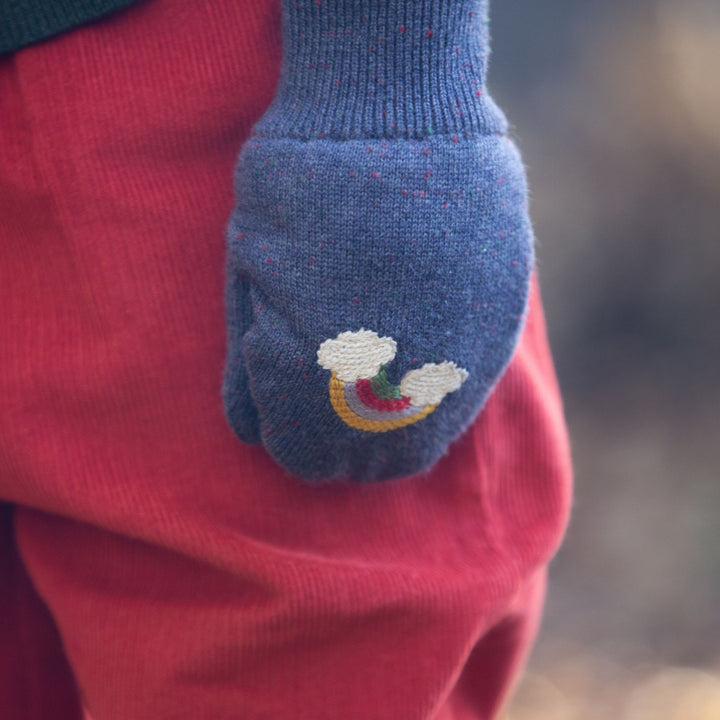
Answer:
[{"left": 328, "top": 373, "right": 438, "bottom": 433}]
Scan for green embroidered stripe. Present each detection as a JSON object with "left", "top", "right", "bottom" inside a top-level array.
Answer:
[{"left": 371, "top": 366, "right": 403, "bottom": 400}]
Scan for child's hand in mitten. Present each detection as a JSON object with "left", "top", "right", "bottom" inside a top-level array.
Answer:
[{"left": 222, "top": 0, "right": 533, "bottom": 482}]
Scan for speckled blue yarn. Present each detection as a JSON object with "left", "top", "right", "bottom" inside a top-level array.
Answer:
[{"left": 223, "top": 0, "right": 534, "bottom": 482}]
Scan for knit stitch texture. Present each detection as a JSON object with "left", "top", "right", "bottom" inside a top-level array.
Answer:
[{"left": 223, "top": 0, "right": 534, "bottom": 482}]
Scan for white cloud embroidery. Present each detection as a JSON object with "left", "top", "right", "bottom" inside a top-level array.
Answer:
[
  {"left": 317, "top": 329, "right": 397, "bottom": 383},
  {"left": 399, "top": 362, "right": 469, "bottom": 407}
]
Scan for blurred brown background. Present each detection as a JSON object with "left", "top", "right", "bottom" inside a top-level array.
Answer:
[{"left": 488, "top": 0, "right": 720, "bottom": 717}]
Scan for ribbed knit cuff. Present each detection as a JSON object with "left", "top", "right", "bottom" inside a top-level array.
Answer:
[{"left": 253, "top": 0, "right": 508, "bottom": 140}]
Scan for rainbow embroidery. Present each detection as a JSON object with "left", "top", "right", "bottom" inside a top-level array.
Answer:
[{"left": 317, "top": 329, "right": 468, "bottom": 433}]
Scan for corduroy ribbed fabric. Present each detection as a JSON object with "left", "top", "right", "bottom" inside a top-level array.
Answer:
[
  {"left": 224, "top": 0, "right": 534, "bottom": 481},
  {"left": 0, "top": 0, "right": 143, "bottom": 53},
  {"left": 0, "top": 0, "right": 572, "bottom": 718}
]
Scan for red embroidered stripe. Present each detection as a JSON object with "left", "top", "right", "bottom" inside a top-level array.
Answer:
[{"left": 356, "top": 379, "right": 412, "bottom": 412}]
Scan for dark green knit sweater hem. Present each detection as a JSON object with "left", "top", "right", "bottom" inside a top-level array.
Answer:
[{"left": 0, "top": 0, "right": 143, "bottom": 54}]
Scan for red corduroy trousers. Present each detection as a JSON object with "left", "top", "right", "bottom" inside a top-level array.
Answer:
[{"left": 0, "top": 1, "right": 572, "bottom": 718}]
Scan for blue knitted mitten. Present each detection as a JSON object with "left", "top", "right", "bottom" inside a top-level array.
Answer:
[{"left": 223, "top": 0, "right": 533, "bottom": 482}]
